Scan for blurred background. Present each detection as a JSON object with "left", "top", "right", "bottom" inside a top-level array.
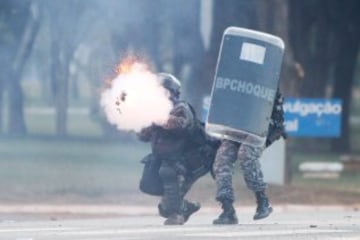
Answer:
[{"left": 0, "top": 0, "right": 359, "bottom": 206}]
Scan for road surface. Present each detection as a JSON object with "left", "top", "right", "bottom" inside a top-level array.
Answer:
[{"left": 0, "top": 205, "right": 359, "bottom": 240}]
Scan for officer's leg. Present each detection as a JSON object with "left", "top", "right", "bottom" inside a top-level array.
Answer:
[
  {"left": 179, "top": 166, "right": 203, "bottom": 223},
  {"left": 180, "top": 144, "right": 213, "bottom": 194},
  {"left": 158, "top": 160, "right": 184, "bottom": 225},
  {"left": 212, "top": 140, "right": 239, "bottom": 224},
  {"left": 238, "top": 144, "right": 272, "bottom": 220},
  {"left": 181, "top": 199, "right": 200, "bottom": 223},
  {"left": 178, "top": 143, "right": 219, "bottom": 223},
  {"left": 159, "top": 167, "right": 200, "bottom": 224}
]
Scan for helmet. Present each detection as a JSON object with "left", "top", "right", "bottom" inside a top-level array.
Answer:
[{"left": 157, "top": 73, "right": 181, "bottom": 99}]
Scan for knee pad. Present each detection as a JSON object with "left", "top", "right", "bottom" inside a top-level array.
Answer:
[{"left": 139, "top": 178, "right": 163, "bottom": 196}]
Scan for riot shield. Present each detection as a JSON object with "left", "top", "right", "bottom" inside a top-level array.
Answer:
[{"left": 206, "top": 27, "right": 285, "bottom": 146}]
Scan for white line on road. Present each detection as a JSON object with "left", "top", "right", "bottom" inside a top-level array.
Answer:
[
  {"left": 0, "top": 227, "right": 75, "bottom": 233},
  {"left": 0, "top": 226, "right": 353, "bottom": 237},
  {"left": 186, "top": 228, "right": 352, "bottom": 237}
]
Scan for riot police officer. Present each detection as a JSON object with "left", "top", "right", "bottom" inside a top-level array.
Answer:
[
  {"left": 138, "top": 73, "right": 219, "bottom": 225},
  {"left": 212, "top": 90, "right": 286, "bottom": 224}
]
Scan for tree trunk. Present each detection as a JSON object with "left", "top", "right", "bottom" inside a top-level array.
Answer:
[
  {"left": 257, "top": 0, "right": 300, "bottom": 184},
  {"left": 7, "top": 71, "right": 26, "bottom": 135},
  {"left": 204, "top": 0, "right": 258, "bottom": 105},
  {"left": 258, "top": 0, "right": 299, "bottom": 97},
  {"left": 7, "top": 0, "right": 41, "bottom": 136},
  {"left": 46, "top": 0, "right": 84, "bottom": 137},
  {"left": 331, "top": 29, "right": 359, "bottom": 152},
  {"left": 0, "top": 78, "right": 3, "bottom": 133},
  {"left": 170, "top": 1, "right": 205, "bottom": 113},
  {"left": 51, "top": 42, "right": 71, "bottom": 137},
  {"left": 308, "top": 14, "right": 330, "bottom": 97},
  {"left": 299, "top": 4, "right": 330, "bottom": 98},
  {"left": 0, "top": 51, "right": 7, "bottom": 134},
  {"left": 329, "top": 0, "right": 360, "bottom": 152}
]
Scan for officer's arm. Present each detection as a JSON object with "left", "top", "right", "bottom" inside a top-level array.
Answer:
[
  {"left": 162, "top": 103, "right": 193, "bottom": 130},
  {"left": 137, "top": 126, "right": 153, "bottom": 142}
]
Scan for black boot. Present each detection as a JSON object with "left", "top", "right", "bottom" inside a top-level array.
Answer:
[
  {"left": 164, "top": 213, "right": 185, "bottom": 225},
  {"left": 213, "top": 200, "right": 238, "bottom": 225},
  {"left": 158, "top": 203, "right": 170, "bottom": 218},
  {"left": 158, "top": 203, "right": 185, "bottom": 225},
  {"left": 253, "top": 191, "right": 273, "bottom": 220},
  {"left": 182, "top": 200, "right": 201, "bottom": 223}
]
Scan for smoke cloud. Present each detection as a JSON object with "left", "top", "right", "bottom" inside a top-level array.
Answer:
[{"left": 100, "top": 62, "right": 173, "bottom": 133}]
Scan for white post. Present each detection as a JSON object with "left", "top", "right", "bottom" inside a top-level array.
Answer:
[{"left": 259, "top": 138, "right": 286, "bottom": 185}]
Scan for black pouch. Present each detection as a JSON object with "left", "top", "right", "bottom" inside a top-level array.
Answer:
[{"left": 139, "top": 154, "right": 164, "bottom": 196}]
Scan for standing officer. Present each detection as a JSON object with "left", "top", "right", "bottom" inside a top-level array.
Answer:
[{"left": 212, "top": 90, "right": 286, "bottom": 224}]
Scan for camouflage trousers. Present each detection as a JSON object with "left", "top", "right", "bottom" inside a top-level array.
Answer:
[{"left": 213, "top": 139, "right": 266, "bottom": 202}]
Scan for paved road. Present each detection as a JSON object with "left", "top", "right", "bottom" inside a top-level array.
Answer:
[{"left": 0, "top": 205, "right": 359, "bottom": 240}]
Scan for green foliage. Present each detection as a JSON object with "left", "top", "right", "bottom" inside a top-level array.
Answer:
[
  {"left": 0, "top": 138, "right": 150, "bottom": 199},
  {"left": 25, "top": 111, "right": 103, "bottom": 137}
]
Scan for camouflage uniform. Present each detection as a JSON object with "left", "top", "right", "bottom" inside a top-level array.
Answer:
[{"left": 214, "top": 140, "right": 265, "bottom": 202}]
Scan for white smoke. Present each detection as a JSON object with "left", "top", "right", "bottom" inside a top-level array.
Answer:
[{"left": 100, "top": 63, "right": 173, "bottom": 132}]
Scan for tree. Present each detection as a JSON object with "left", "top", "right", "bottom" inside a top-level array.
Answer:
[
  {"left": 256, "top": 0, "right": 300, "bottom": 183},
  {"left": 44, "top": 0, "right": 88, "bottom": 137},
  {"left": 288, "top": 0, "right": 360, "bottom": 152},
  {"left": 288, "top": 0, "right": 331, "bottom": 98},
  {"left": 204, "top": 0, "right": 258, "bottom": 105},
  {"left": 330, "top": 0, "right": 360, "bottom": 152},
  {"left": 257, "top": 0, "right": 300, "bottom": 98},
  {"left": 0, "top": 0, "right": 40, "bottom": 136},
  {"left": 167, "top": 0, "right": 205, "bottom": 113}
]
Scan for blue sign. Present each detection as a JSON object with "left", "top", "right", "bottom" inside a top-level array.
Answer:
[
  {"left": 283, "top": 98, "right": 342, "bottom": 137},
  {"left": 202, "top": 96, "right": 342, "bottom": 137}
]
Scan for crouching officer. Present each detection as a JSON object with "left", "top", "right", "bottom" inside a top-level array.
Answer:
[{"left": 138, "top": 73, "right": 219, "bottom": 225}]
